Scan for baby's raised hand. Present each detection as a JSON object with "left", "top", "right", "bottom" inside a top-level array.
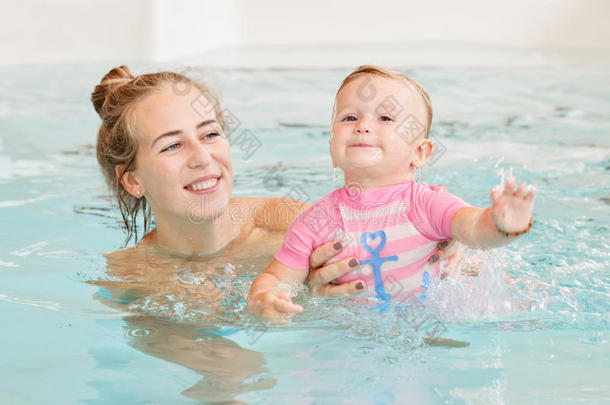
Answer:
[
  {"left": 247, "top": 289, "right": 303, "bottom": 322},
  {"left": 490, "top": 176, "right": 536, "bottom": 234}
]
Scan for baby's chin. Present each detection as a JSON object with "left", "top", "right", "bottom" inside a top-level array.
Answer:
[
  {"left": 340, "top": 164, "right": 387, "bottom": 183},
  {"left": 343, "top": 156, "right": 384, "bottom": 170},
  {"left": 343, "top": 147, "right": 382, "bottom": 162}
]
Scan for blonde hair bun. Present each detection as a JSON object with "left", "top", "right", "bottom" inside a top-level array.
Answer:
[{"left": 91, "top": 65, "right": 135, "bottom": 117}]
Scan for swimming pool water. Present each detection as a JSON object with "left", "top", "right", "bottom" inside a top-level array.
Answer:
[{"left": 0, "top": 54, "right": 609, "bottom": 404}]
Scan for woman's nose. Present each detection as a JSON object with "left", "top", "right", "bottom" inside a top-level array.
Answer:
[{"left": 187, "top": 140, "right": 212, "bottom": 169}]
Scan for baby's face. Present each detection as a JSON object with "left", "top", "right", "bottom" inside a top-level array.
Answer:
[{"left": 330, "top": 75, "right": 429, "bottom": 186}]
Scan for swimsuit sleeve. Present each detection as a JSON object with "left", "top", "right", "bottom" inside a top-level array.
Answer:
[
  {"left": 409, "top": 183, "right": 469, "bottom": 240},
  {"left": 274, "top": 200, "right": 337, "bottom": 270}
]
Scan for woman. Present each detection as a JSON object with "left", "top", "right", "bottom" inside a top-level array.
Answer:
[{"left": 91, "top": 65, "right": 460, "bottom": 402}]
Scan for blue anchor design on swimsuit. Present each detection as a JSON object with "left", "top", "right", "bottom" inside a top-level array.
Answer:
[
  {"left": 360, "top": 231, "right": 398, "bottom": 303},
  {"left": 419, "top": 270, "right": 431, "bottom": 301}
]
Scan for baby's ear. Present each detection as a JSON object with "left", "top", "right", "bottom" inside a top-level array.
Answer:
[{"left": 413, "top": 138, "right": 434, "bottom": 168}]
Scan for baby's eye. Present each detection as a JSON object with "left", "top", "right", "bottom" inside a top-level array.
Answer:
[
  {"left": 380, "top": 115, "right": 394, "bottom": 122},
  {"left": 342, "top": 115, "right": 357, "bottom": 122},
  {"left": 161, "top": 142, "right": 180, "bottom": 152}
]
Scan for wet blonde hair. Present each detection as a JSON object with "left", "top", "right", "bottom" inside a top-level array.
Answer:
[
  {"left": 91, "top": 65, "right": 226, "bottom": 247},
  {"left": 333, "top": 65, "right": 433, "bottom": 138}
]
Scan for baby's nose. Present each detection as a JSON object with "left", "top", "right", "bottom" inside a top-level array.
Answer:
[{"left": 356, "top": 121, "right": 372, "bottom": 134}]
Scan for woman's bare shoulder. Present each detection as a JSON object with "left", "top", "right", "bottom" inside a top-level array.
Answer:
[
  {"left": 102, "top": 229, "right": 158, "bottom": 269},
  {"left": 230, "top": 197, "right": 310, "bottom": 231},
  {"left": 231, "top": 196, "right": 309, "bottom": 208},
  {"left": 103, "top": 246, "right": 137, "bottom": 263}
]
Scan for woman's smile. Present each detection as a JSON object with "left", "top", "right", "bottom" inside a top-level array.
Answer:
[{"left": 184, "top": 174, "right": 222, "bottom": 194}]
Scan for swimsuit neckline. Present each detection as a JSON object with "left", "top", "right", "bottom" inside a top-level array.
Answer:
[{"left": 338, "top": 180, "right": 416, "bottom": 208}]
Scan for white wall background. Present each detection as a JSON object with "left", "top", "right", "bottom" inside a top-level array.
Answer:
[{"left": 0, "top": 0, "right": 609, "bottom": 66}]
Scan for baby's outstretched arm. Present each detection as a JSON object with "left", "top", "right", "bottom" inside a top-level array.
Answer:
[
  {"left": 247, "top": 260, "right": 307, "bottom": 321},
  {"left": 451, "top": 176, "right": 536, "bottom": 249}
]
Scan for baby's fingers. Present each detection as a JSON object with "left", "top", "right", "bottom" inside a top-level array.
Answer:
[
  {"left": 272, "top": 296, "right": 303, "bottom": 314},
  {"left": 503, "top": 176, "right": 517, "bottom": 194},
  {"left": 525, "top": 184, "right": 537, "bottom": 200},
  {"left": 515, "top": 182, "right": 528, "bottom": 198},
  {"left": 490, "top": 185, "right": 502, "bottom": 204}
]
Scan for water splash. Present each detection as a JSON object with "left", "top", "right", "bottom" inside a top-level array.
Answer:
[
  {"left": 110, "top": 240, "right": 606, "bottom": 345},
  {"left": 495, "top": 165, "right": 514, "bottom": 188}
]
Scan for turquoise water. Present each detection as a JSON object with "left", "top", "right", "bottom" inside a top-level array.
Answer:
[{"left": 0, "top": 59, "right": 609, "bottom": 404}]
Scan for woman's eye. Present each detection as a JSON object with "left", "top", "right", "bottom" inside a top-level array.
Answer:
[
  {"left": 342, "top": 115, "right": 357, "bottom": 122},
  {"left": 380, "top": 115, "right": 393, "bottom": 122},
  {"left": 203, "top": 131, "right": 220, "bottom": 141},
  {"left": 161, "top": 143, "right": 180, "bottom": 152}
]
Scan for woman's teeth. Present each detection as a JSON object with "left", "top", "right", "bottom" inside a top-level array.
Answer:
[{"left": 186, "top": 178, "right": 218, "bottom": 191}]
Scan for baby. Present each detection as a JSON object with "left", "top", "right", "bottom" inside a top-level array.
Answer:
[{"left": 248, "top": 65, "right": 536, "bottom": 319}]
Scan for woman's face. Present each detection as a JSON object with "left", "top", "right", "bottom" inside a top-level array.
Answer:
[{"left": 128, "top": 83, "right": 233, "bottom": 224}]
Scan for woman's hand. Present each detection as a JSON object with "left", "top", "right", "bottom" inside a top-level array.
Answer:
[
  {"left": 306, "top": 241, "right": 365, "bottom": 296},
  {"left": 307, "top": 237, "right": 470, "bottom": 294},
  {"left": 429, "top": 238, "right": 468, "bottom": 279}
]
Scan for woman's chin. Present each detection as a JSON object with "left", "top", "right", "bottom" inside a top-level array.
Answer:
[
  {"left": 185, "top": 200, "right": 229, "bottom": 224},
  {"left": 181, "top": 183, "right": 232, "bottom": 224}
]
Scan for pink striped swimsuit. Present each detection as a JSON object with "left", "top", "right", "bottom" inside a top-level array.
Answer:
[{"left": 275, "top": 181, "right": 467, "bottom": 301}]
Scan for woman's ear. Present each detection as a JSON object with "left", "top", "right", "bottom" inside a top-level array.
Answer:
[
  {"left": 413, "top": 139, "right": 434, "bottom": 168},
  {"left": 115, "top": 165, "right": 145, "bottom": 198}
]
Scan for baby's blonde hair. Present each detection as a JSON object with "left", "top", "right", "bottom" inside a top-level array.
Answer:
[{"left": 333, "top": 65, "right": 433, "bottom": 138}]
